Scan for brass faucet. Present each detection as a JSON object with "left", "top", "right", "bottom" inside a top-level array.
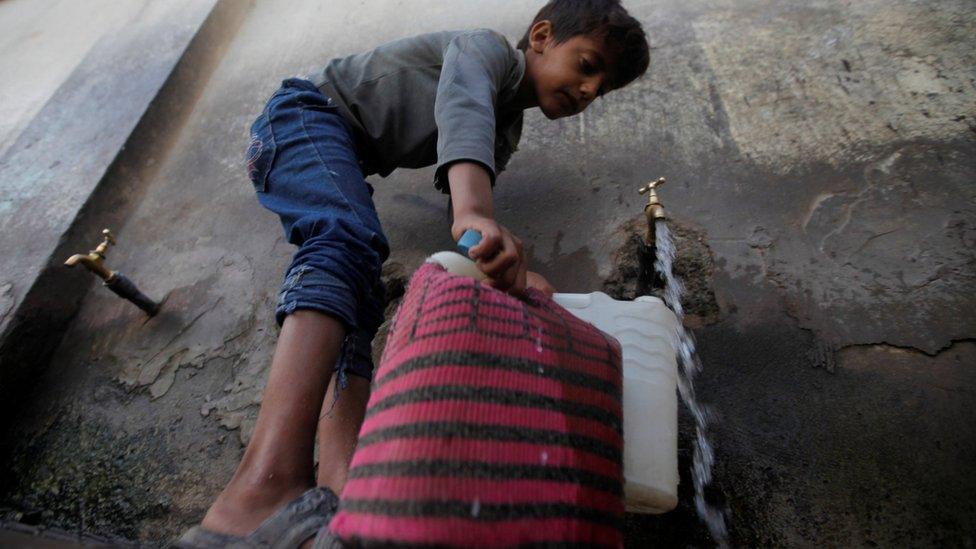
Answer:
[
  {"left": 638, "top": 177, "right": 667, "bottom": 245},
  {"left": 65, "top": 229, "right": 116, "bottom": 280},
  {"left": 65, "top": 229, "right": 161, "bottom": 316},
  {"left": 634, "top": 178, "right": 667, "bottom": 296}
]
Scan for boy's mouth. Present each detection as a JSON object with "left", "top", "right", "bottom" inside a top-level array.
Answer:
[{"left": 558, "top": 90, "right": 579, "bottom": 115}]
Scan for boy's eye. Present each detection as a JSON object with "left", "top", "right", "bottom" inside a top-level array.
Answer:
[{"left": 580, "top": 58, "right": 596, "bottom": 75}]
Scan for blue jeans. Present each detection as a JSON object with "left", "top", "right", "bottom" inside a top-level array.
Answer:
[{"left": 246, "top": 78, "right": 389, "bottom": 383}]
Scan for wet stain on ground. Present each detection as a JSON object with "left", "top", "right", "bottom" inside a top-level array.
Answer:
[{"left": 1, "top": 413, "right": 174, "bottom": 540}]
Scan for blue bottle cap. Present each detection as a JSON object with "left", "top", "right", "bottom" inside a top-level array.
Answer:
[{"left": 456, "top": 229, "right": 483, "bottom": 258}]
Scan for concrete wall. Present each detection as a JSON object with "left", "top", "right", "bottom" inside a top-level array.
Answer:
[
  {"left": 0, "top": 0, "right": 220, "bottom": 422},
  {"left": 0, "top": 0, "right": 973, "bottom": 545},
  {"left": 0, "top": 0, "right": 152, "bottom": 158}
]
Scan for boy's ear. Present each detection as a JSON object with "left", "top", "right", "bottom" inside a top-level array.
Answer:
[{"left": 528, "top": 20, "right": 552, "bottom": 54}]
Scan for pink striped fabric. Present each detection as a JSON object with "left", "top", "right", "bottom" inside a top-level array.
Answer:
[{"left": 330, "top": 263, "right": 625, "bottom": 547}]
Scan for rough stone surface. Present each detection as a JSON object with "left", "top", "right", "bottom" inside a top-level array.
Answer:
[
  {"left": 694, "top": 0, "right": 975, "bottom": 174},
  {"left": 1, "top": 0, "right": 974, "bottom": 545},
  {"left": 3, "top": 413, "right": 174, "bottom": 539},
  {"left": 0, "top": 519, "right": 133, "bottom": 548},
  {"left": 603, "top": 215, "right": 721, "bottom": 326}
]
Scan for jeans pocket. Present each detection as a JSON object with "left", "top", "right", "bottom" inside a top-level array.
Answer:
[{"left": 245, "top": 111, "right": 276, "bottom": 193}]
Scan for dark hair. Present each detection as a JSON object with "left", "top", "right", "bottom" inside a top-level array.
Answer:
[{"left": 518, "top": 0, "right": 650, "bottom": 90}]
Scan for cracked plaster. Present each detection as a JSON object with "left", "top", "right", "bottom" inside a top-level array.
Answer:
[
  {"left": 759, "top": 142, "right": 975, "bottom": 353},
  {"left": 87, "top": 247, "right": 257, "bottom": 400}
]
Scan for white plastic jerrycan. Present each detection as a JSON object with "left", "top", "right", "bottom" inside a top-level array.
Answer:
[
  {"left": 426, "top": 252, "right": 679, "bottom": 513},
  {"left": 551, "top": 291, "right": 679, "bottom": 513}
]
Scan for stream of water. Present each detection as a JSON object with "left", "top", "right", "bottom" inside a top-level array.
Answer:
[{"left": 654, "top": 219, "right": 729, "bottom": 547}]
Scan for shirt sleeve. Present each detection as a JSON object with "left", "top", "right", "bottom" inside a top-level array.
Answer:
[{"left": 433, "top": 30, "right": 514, "bottom": 194}]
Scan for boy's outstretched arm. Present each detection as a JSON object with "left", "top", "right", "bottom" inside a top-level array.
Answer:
[{"left": 448, "top": 161, "right": 528, "bottom": 295}]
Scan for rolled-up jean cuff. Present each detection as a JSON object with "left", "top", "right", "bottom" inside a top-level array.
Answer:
[
  {"left": 338, "top": 329, "right": 376, "bottom": 382},
  {"left": 275, "top": 264, "right": 376, "bottom": 382},
  {"left": 276, "top": 264, "right": 358, "bottom": 329}
]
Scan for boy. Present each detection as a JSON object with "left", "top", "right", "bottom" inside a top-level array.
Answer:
[{"left": 178, "top": 1, "right": 649, "bottom": 546}]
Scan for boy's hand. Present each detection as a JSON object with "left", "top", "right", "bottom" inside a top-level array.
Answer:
[
  {"left": 526, "top": 271, "right": 555, "bottom": 297},
  {"left": 447, "top": 161, "right": 529, "bottom": 296},
  {"left": 452, "top": 214, "right": 527, "bottom": 295}
]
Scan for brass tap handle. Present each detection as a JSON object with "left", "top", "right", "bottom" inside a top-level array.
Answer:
[
  {"left": 638, "top": 177, "right": 666, "bottom": 196},
  {"left": 638, "top": 177, "right": 668, "bottom": 223},
  {"left": 94, "top": 229, "right": 116, "bottom": 257},
  {"left": 64, "top": 228, "right": 117, "bottom": 281}
]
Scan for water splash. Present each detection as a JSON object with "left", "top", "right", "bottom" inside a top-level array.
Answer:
[{"left": 654, "top": 219, "right": 729, "bottom": 547}]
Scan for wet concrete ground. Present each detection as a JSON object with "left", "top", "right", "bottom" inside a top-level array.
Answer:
[{"left": 1, "top": 0, "right": 973, "bottom": 545}]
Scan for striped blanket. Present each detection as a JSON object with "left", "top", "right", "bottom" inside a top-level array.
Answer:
[{"left": 330, "top": 262, "right": 625, "bottom": 546}]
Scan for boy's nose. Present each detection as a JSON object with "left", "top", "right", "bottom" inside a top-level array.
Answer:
[{"left": 580, "top": 75, "right": 604, "bottom": 102}]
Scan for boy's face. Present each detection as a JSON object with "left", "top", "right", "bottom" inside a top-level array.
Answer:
[{"left": 524, "top": 22, "right": 615, "bottom": 119}]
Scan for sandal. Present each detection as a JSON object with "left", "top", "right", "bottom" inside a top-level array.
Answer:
[
  {"left": 310, "top": 522, "right": 342, "bottom": 549},
  {"left": 174, "top": 486, "right": 338, "bottom": 548}
]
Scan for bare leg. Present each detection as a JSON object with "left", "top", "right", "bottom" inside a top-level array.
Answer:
[
  {"left": 316, "top": 372, "right": 371, "bottom": 494},
  {"left": 201, "top": 310, "right": 345, "bottom": 536}
]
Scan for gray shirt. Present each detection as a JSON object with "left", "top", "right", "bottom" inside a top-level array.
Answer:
[{"left": 311, "top": 29, "right": 525, "bottom": 193}]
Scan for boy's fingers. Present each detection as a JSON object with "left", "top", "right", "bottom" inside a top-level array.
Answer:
[
  {"left": 512, "top": 265, "right": 528, "bottom": 296},
  {"left": 487, "top": 265, "right": 518, "bottom": 293},
  {"left": 526, "top": 271, "right": 555, "bottom": 297},
  {"left": 493, "top": 234, "right": 526, "bottom": 294},
  {"left": 462, "top": 222, "right": 528, "bottom": 296},
  {"left": 509, "top": 241, "right": 528, "bottom": 296},
  {"left": 479, "top": 233, "right": 518, "bottom": 279},
  {"left": 469, "top": 226, "right": 501, "bottom": 260}
]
